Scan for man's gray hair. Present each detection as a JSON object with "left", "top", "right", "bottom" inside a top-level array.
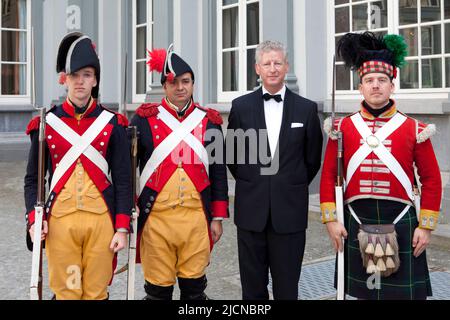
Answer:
[{"left": 255, "top": 40, "right": 288, "bottom": 64}]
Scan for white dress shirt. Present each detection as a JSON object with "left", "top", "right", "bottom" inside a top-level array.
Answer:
[{"left": 263, "top": 86, "right": 286, "bottom": 158}]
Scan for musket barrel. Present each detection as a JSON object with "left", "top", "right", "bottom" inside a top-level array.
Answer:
[
  {"left": 332, "top": 55, "right": 345, "bottom": 300},
  {"left": 336, "top": 131, "right": 343, "bottom": 187},
  {"left": 37, "top": 108, "right": 46, "bottom": 205},
  {"left": 30, "top": 26, "right": 45, "bottom": 300},
  {"left": 126, "top": 126, "right": 138, "bottom": 300}
]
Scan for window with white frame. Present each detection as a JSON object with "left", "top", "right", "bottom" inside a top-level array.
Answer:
[
  {"left": 332, "top": 0, "right": 450, "bottom": 92},
  {"left": 398, "top": 0, "right": 450, "bottom": 89},
  {"left": 217, "top": 0, "right": 261, "bottom": 102},
  {"left": 132, "top": 0, "right": 153, "bottom": 103},
  {"left": 334, "top": 0, "right": 389, "bottom": 91},
  {"left": 0, "top": 0, "right": 30, "bottom": 101}
]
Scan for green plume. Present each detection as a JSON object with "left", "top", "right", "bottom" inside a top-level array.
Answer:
[{"left": 383, "top": 34, "right": 408, "bottom": 68}]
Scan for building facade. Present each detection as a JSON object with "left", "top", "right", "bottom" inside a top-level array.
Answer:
[{"left": 1, "top": 0, "right": 449, "bottom": 222}]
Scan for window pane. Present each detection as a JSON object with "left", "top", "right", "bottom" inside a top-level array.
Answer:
[
  {"left": 335, "top": 7, "right": 349, "bottom": 34},
  {"left": 223, "top": 51, "right": 238, "bottom": 91},
  {"left": 445, "top": 0, "right": 450, "bottom": 19},
  {"left": 223, "top": 0, "right": 238, "bottom": 5},
  {"left": 1, "top": 31, "right": 27, "bottom": 62},
  {"left": 247, "top": 3, "right": 259, "bottom": 46},
  {"left": 1, "top": 64, "right": 26, "bottom": 95},
  {"left": 336, "top": 65, "right": 350, "bottom": 90},
  {"left": 335, "top": 36, "right": 343, "bottom": 62},
  {"left": 1, "top": 0, "right": 27, "bottom": 29},
  {"left": 247, "top": 49, "right": 258, "bottom": 91},
  {"left": 335, "top": 0, "right": 349, "bottom": 5},
  {"left": 421, "top": 25, "right": 441, "bottom": 55},
  {"left": 400, "top": 27, "right": 418, "bottom": 56},
  {"left": 370, "top": 0, "right": 388, "bottom": 29},
  {"left": 445, "top": 23, "right": 450, "bottom": 53},
  {"left": 421, "top": 0, "right": 441, "bottom": 22},
  {"left": 223, "top": 7, "right": 238, "bottom": 49},
  {"left": 136, "top": 26, "right": 146, "bottom": 59},
  {"left": 400, "top": 60, "right": 419, "bottom": 89},
  {"left": 352, "top": 3, "right": 368, "bottom": 31},
  {"left": 422, "top": 58, "right": 442, "bottom": 88},
  {"left": 399, "top": 0, "right": 418, "bottom": 25},
  {"left": 446, "top": 58, "right": 450, "bottom": 87},
  {"left": 136, "top": 61, "right": 147, "bottom": 94},
  {"left": 136, "top": 0, "right": 146, "bottom": 25}
]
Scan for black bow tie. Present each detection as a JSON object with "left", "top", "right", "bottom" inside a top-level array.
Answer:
[{"left": 263, "top": 93, "right": 283, "bottom": 103}]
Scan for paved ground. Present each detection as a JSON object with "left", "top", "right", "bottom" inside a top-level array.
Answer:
[{"left": 0, "top": 161, "right": 449, "bottom": 300}]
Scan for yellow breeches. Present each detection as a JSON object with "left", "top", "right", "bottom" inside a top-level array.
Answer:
[
  {"left": 140, "top": 168, "right": 211, "bottom": 287},
  {"left": 45, "top": 210, "right": 114, "bottom": 300}
]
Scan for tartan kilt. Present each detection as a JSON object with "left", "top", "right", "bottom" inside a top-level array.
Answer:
[{"left": 334, "top": 199, "right": 432, "bottom": 300}]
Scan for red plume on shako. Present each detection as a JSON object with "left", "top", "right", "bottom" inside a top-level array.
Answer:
[
  {"left": 146, "top": 44, "right": 195, "bottom": 84},
  {"left": 147, "top": 48, "right": 167, "bottom": 73}
]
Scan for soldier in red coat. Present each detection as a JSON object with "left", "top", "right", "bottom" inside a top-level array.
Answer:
[
  {"left": 320, "top": 32, "right": 442, "bottom": 299},
  {"left": 130, "top": 45, "right": 228, "bottom": 300},
  {"left": 24, "top": 32, "right": 132, "bottom": 300}
]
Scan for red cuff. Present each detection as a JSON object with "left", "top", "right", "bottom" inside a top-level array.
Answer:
[
  {"left": 27, "top": 210, "right": 36, "bottom": 227},
  {"left": 27, "top": 209, "right": 47, "bottom": 228},
  {"left": 211, "top": 201, "right": 228, "bottom": 218},
  {"left": 115, "top": 213, "right": 131, "bottom": 231}
]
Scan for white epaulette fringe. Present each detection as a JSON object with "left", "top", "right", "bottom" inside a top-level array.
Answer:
[{"left": 417, "top": 124, "right": 436, "bottom": 144}]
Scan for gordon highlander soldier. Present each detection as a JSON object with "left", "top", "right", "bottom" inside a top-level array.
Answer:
[
  {"left": 24, "top": 32, "right": 132, "bottom": 300},
  {"left": 130, "top": 44, "right": 228, "bottom": 300},
  {"left": 320, "top": 32, "right": 442, "bottom": 300}
]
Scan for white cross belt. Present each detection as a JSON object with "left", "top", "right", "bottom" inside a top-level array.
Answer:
[
  {"left": 46, "top": 111, "right": 114, "bottom": 195},
  {"left": 139, "top": 107, "right": 208, "bottom": 195},
  {"left": 347, "top": 112, "right": 413, "bottom": 201}
]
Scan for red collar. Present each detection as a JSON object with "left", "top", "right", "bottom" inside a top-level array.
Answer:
[
  {"left": 160, "top": 98, "right": 196, "bottom": 121},
  {"left": 62, "top": 98, "right": 97, "bottom": 118}
]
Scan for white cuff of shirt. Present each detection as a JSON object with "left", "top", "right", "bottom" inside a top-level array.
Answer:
[{"left": 212, "top": 217, "right": 224, "bottom": 221}]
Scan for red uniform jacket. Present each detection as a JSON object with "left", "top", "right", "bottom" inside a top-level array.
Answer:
[
  {"left": 130, "top": 99, "right": 229, "bottom": 262},
  {"left": 320, "top": 101, "right": 441, "bottom": 230},
  {"left": 24, "top": 100, "right": 132, "bottom": 250}
]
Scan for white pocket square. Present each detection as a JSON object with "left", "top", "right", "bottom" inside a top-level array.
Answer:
[{"left": 291, "top": 123, "right": 304, "bottom": 128}]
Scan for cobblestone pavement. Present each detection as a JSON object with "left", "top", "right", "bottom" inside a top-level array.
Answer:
[{"left": 1, "top": 162, "right": 448, "bottom": 300}]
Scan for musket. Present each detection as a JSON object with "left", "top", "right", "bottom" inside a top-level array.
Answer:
[
  {"left": 126, "top": 126, "right": 138, "bottom": 300},
  {"left": 30, "top": 28, "right": 46, "bottom": 300},
  {"left": 114, "top": 127, "right": 138, "bottom": 299},
  {"left": 413, "top": 177, "right": 421, "bottom": 220},
  {"left": 113, "top": 50, "right": 139, "bottom": 300},
  {"left": 120, "top": 52, "right": 128, "bottom": 116},
  {"left": 332, "top": 55, "right": 345, "bottom": 300}
]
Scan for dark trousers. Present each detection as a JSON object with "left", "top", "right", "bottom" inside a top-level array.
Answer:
[{"left": 237, "top": 223, "right": 306, "bottom": 300}]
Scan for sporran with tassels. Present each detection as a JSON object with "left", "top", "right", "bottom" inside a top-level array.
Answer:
[
  {"left": 357, "top": 223, "right": 399, "bottom": 277},
  {"left": 349, "top": 204, "right": 410, "bottom": 278}
]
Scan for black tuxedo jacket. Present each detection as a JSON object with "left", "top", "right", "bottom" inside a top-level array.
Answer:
[{"left": 227, "top": 87, "right": 323, "bottom": 234}]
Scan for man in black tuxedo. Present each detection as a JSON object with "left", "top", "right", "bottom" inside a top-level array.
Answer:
[{"left": 226, "top": 40, "right": 323, "bottom": 300}]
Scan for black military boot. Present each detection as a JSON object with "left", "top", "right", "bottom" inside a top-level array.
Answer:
[
  {"left": 178, "top": 275, "right": 209, "bottom": 300},
  {"left": 143, "top": 281, "right": 174, "bottom": 300}
]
